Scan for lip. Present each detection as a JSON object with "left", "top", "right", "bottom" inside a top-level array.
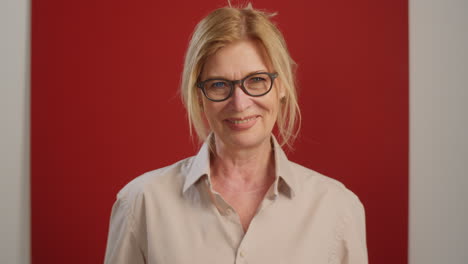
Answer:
[{"left": 224, "top": 115, "right": 260, "bottom": 131}]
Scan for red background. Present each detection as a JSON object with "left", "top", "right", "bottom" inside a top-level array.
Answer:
[{"left": 31, "top": 0, "right": 408, "bottom": 263}]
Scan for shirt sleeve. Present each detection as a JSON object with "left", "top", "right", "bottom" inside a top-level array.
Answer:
[
  {"left": 341, "top": 197, "right": 368, "bottom": 264},
  {"left": 104, "top": 196, "right": 146, "bottom": 264}
]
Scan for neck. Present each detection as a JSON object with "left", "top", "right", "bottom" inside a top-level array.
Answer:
[{"left": 210, "top": 136, "right": 275, "bottom": 192}]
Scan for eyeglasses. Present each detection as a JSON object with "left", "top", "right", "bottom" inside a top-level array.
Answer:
[{"left": 196, "top": 72, "right": 278, "bottom": 102}]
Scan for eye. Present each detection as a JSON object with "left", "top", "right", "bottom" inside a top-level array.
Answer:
[
  {"left": 210, "top": 81, "right": 227, "bottom": 88},
  {"left": 247, "top": 76, "right": 268, "bottom": 84}
]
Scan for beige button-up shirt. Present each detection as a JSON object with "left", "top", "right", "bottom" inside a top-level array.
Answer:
[{"left": 104, "top": 136, "right": 368, "bottom": 263}]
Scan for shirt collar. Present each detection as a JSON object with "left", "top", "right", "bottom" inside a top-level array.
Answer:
[
  {"left": 271, "top": 135, "right": 296, "bottom": 198},
  {"left": 182, "top": 134, "right": 296, "bottom": 199},
  {"left": 182, "top": 136, "right": 211, "bottom": 193}
]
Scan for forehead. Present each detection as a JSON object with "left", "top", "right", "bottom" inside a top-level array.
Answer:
[{"left": 201, "top": 39, "right": 272, "bottom": 79}]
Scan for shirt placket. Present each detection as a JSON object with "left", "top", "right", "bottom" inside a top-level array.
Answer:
[{"left": 205, "top": 177, "right": 280, "bottom": 264}]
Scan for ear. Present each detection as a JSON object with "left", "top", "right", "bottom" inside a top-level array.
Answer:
[
  {"left": 197, "top": 89, "right": 204, "bottom": 110},
  {"left": 277, "top": 78, "right": 286, "bottom": 100}
]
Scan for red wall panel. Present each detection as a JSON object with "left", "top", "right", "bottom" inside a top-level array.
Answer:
[{"left": 31, "top": 0, "right": 408, "bottom": 263}]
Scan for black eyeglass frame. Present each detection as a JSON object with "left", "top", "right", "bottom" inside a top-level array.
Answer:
[{"left": 196, "top": 72, "right": 279, "bottom": 102}]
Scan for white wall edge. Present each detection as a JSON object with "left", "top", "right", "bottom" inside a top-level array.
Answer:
[
  {"left": 0, "top": 0, "right": 31, "bottom": 263},
  {"left": 409, "top": 0, "right": 468, "bottom": 263}
]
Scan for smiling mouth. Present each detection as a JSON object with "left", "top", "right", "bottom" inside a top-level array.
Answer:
[{"left": 225, "top": 115, "right": 259, "bottom": 124}]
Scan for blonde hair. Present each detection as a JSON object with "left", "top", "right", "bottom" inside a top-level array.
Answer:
[{"left": 181, "top": 3, "right": 301, "bottom": 149}]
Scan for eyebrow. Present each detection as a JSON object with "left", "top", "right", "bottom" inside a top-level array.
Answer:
[{"left": 203, "top": 70, "right": 268, "bottom": 80}]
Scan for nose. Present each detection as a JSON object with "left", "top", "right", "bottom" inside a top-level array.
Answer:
[{"left": 229, "top": 82, "right": 252, "bottom": 112}]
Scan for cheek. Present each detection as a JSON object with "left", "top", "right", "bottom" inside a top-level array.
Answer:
[
  {"left": 264, "top": 98, "right": 281, "bottom": 115},
  {"left": 255, "top": 100, "right": 280, "bottom": 126},
  {"left": 202, "top": 102, "right": 224, "bottom": 125}
]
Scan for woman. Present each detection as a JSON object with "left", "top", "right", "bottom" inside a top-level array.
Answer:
[{"left": 105, "top": 4, "right": 367, "bottom": 264}]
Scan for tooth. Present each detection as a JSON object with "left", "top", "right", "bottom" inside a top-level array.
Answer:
[{"left": 229, "top": 116, "right": 256, "bottom": 124}]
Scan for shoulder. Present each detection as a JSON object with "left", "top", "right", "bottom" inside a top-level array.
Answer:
[
  {"left": 287, "top": 163, "right": 368, "bottom": 261},
  {"left": 289, "top": 161, "right": 365, "bottom": 212},
  {"left": 115, "top": 156, "right": 194, "bottom": 207}
]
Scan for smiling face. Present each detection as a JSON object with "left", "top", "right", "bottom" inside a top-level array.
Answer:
[{"left": 200, "top": 39, "right": 284, "bottom": 151}]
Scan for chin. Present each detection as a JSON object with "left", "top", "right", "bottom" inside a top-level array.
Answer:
[{"left": 222, "top": 130, "right": 270, "bottom": 150}]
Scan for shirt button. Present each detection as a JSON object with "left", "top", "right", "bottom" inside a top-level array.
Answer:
[
  {"left": 239, "top": 251, "right": 245, "bottom": 257},
  {"left": 225, "top": 208, "right": 233, "bottom": 215}
]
